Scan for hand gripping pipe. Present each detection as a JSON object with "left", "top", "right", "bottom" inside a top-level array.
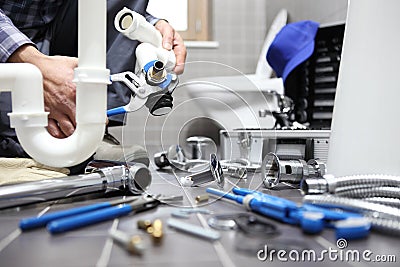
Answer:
[
  {"left": 0, "top": 0, "right": 109, "bottom": 167},
  {"left": 114, "top": 7, "right": 176, "bottom": 71}
]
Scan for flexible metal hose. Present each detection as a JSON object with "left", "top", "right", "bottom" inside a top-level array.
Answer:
[
  {"left": 364, "top": 197, "right": 400, "bottom": 208},
  {"left": 365, "top": 216, "right": 400, "bottom": 236},
  {"left": 303, "top": 195, "right": 400, "bottom": 221},
  {"left": 330, "top": 174, "right": 400, "bottom": 192},
  {"left": 335, "top": 186, "right": 400, "bottom": 199},
  {"left": 302, "top": 175, "right": 400, "bottom": 234},
  {"left": 301, "top": 174, "right": 400, "bottom": 195},
  {"left": 303, "top": 195, "right": 400, "bottom": 235}
]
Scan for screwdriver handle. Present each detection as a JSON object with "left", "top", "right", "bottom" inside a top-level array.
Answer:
[
  {"left": 206, "top": 188, "right": 243, "bottom": 204},
  {"left": 19, "top": 202, "right": 112, "bottom": 231},
  {"left": 47, "top": 204, "right": 133, "bottom": 234}
]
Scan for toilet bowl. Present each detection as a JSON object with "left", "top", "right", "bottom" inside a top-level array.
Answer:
[
  {"left": 185, "top": 9, "right": 287, "bottom": 131},
  {"left": 185, "top": 74, "right": 284, "bottom": 130}
]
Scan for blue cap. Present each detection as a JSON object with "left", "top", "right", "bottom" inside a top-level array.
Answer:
[{"left": 266, "top": 20, "right": 319, "bottom": 82}]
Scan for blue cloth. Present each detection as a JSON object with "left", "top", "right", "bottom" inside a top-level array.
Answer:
[{"left": 266, "top": 20, "right": 319, "bottom": 82}]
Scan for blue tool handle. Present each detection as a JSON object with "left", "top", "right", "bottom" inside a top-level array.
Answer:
[
  {"left": 19, "top": 202, "right": 112, "bottom": 231},
  {"left": 302, "top": 204, "right": 361, "bottom": 220},
  {"left": 47, "top": 204, "right": 133, "bottom": 234},
  {"left": 206, "top": 188, "right": 243, "bottom": 204},
  {"left": 334, "top": 218, "right": 371, "bottom": 240},
  {"left": 107, "top": 106, "right": 127, "bottom": 117},
  {"left": 232, "top": 187, "right": 255, "bottom": 196}
]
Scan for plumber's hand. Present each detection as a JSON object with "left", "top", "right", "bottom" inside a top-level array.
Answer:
[
  {"left": 154, "top": 19, "right": 187, "bottom": 74},
  {"left": 39, "top": 55, "right": 78, "bottom": 138},
  {"left": 8, "top": 45, "right": 77, "bottom": 138}
]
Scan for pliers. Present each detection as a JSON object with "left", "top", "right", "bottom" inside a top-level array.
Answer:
[{"left": 20, "top": 194, "right": 182, "bottom": 234}]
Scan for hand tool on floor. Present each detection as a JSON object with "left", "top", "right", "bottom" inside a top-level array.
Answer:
[
  {"left": 46, "top": 195, "right": 168, "bottom": 234},
  {"left": 0, "top": 160, "right": 151, "bottom": 210},
  {"left": 107, "top": 8, "right": 179, "bottom": 117},
  {"left": 108, "top": 228, "right": 145, "bottom": 255},
  {"left": 206, "top": 187, "right": 371, "bottom": 240},
  {"left": 19, "top": 195, "right": 182, "bottom": 233}
]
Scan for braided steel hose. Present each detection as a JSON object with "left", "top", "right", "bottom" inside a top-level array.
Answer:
[
  {"left": 303, "top": 195, "right": 400, "bottom": 221},
  {"left": 303, "top": 195, "right": 400, "bottom": 235},
  {"left": 364, "top": 197, "right": 400, "bottom": 208},
  {"left": 332, "top": 175, "right": 400, "bottom": 191},
  {"left": 335, "top": 186, "right": 400, "bottom": 199},
  {"left": 301, "top": 174, "right": 400, "bottom": 195}
]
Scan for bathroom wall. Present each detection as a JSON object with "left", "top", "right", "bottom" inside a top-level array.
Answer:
[{"left": 117, "top": 0, "right": 348, "bottom": 152}]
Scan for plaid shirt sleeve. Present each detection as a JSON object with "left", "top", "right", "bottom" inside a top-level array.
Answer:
[
  {"left": 145, "top": 12, "right": 160, "bottom": 26},
  {"left": 0, "top": 9, "right": 35, "bottom": 63}
]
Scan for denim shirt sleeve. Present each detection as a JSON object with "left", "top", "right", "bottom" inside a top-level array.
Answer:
[{"left": 0, "top": 9, "right": 35, "bottom": 63}]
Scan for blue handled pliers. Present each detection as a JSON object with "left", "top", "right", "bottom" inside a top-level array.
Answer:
[
  {"left": 206, "top": 187, "right": 371, "bottom": 240},
  {"left": 20, "top": 195, "right": 181, "bottom": 234}
]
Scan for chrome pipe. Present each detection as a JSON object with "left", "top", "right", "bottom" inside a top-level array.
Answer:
[{"left": 0, "top": 161, "right": 151, "bottom": 209}]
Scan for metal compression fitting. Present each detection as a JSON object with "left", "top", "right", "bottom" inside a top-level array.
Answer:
[{"left": 261, "top": 152, "right": 326, "bottom": 188}]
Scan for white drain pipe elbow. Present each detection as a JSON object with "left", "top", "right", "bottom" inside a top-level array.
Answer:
[
  {"left": 1, "top": 0, "right": 109, "bottom": 168},
  {"left": 1, "top": 63, "right": 107, "bottom": 167},
  {"left": 114, "top": 7, "right": 176, "bottom": 70},
  {"left": 135, "top": 43, "right": 175, "bottom": 71}
]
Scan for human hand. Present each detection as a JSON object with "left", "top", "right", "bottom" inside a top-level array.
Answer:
[
  {"left": 154, "top": 19, "right": 187, "bottom": 74},
  {"left": 38, "top": 55, "right": 78, "bottom": 138},
  {"left": 8, "top": 45, "right": 77, "bottom": 138}
]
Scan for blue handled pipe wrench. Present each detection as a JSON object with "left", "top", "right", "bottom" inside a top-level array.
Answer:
[
  {"left": 206, "top": 187, "right": 371, "bottom": 240},
  {"left": 107, "top": 60, "right": 178, "bottom": 117}
]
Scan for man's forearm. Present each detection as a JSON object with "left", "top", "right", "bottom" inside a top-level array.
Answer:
[{"left": 7, "top": 44, "right": 44, "bottom": 64}]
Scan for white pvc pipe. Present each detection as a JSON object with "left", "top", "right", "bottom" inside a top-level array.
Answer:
[
  {"left": 114, "top": 7, "right": 162, "bottom": 48},
  {"left": 114, "top": 7, "right": 176, "bottom": 70},
  {"left": 78, "top": 0, "right": 107, "bottom": 68},
  {"left": 327, "top": 0, "right": 400, "bottom": 176},
  {"left": 1, "top": 0, "right": 109, "bottom": 167},
  {"left": 135, "top": 43, "right": 175, "bottom": 71}
]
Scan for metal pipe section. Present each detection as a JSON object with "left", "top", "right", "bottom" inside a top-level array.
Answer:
[{"left": 0, "top": 163, "right": 151, "bottom": 209}]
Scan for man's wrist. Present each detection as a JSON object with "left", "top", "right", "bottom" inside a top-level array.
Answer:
[
  {"left": 154, "top": 19, "right": 169, "bottom": 27},
  {"left": 7, "top": 44, "right": 44, "bottom": 64}
]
